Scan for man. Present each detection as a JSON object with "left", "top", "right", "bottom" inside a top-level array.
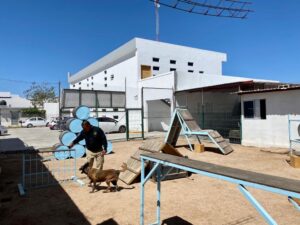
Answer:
[{"left": 69, "top": 120, "right": 107, "bottom": 170}]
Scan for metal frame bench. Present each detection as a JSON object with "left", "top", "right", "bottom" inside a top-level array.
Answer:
[{"left": 140, "top": 153, "right": 300, "bottom": 225}]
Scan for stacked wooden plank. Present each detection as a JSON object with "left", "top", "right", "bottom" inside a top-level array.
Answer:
[
  {"left": 208, "top": 130, "right": 233, "bottom": 155},
  {"left": 119, "top": 140, "right": 185, "bottom": 185}
]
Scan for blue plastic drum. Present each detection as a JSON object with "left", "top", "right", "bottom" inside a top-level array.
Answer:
[
  {"left": 79, "top": 138, "right": 86, "bottom": 145},
  {"left": 106, "top": 141, "right": 113, "bottom": 154},
  {"left": 66, "top": 118, "right": 83, "bottom": 133},
  {"left": 70, "top": 144, "right": 86, "bottom": 158},
  {"left": 59, "top": 131, "right": 76, "bottom": 146},
  {"left": 87, "top": 117, "right": 99, "bottom": 127},
  {"left": 54, "top": 144, "right": 70, "bottom": 160},
  {"left": 73, "top": 105, "right": 90, "bottom": 120}
]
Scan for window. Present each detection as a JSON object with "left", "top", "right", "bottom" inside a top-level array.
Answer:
[
  {"left": 38, "top": 118, "right": 44, "bottom": 121},
  {"left": 87, "top": 78, "right": 89, "bottom": 81},
  {"left": 91, "top": 82, "right": 94, "bottom": 85},
  {"left": 243, "top": 99, "right": 266, "bottom": 119},
  {"left": 170, "top": 60, "right": 176, "bottom": 64},
  {"left": 188, "top": 62, "right": 194, "bottom": 66},
  {"left": 87, "top": 84, "right": 89, "bottom": 87},
  {"left": 188, "top": 70, "right": 194, "bottom": 73},
  {"left": 102, "top": 109, "right": 106, "bottom": 112},
  {"left": 199, "top": 71, "right": 204, "bottom": 74},
  {"left": 113, "top": 115, "right": 119, "bottom": 119},
  {"left": 113, "top": 108, "right": 118, "bottom": 112},
  {"left": 0, "top": 100, "right": 7, "bottom": 105},
  {"left": 141, "top": 65, "right": 152, "bottom": 79},
  {"left": 30, "top": 118, "right": 36, "bottom": 121},
  {"left": 260, "top": 99, "right": 266, "bottom": 119},
  {"left": 91, "top": 76, "right": 93, "bottom": 80},
  {"left": 91, "top": 88, "right": 94, "bottom": 90},
  {"left": 111, "top": 74, "right": 114, "bottom": 80},
  {"left": 153, "top": 57, "right": 159, "bottom": 62},
  {"left": 170, "top": 68, "right": 176, "bottom": 71},
  {"left": 104, "top": 70, "right": 107, "bottom": 74},
  {"left": 79, "top": 82, "right": 81, "bottom": 85},
  {"left": 79, "top": 87, "right": 81, "bottom": 90},
  {"left": 104, "top": 84, "right": 107, "bottom": 87},
  {"left": 244, "top": 101, "right": 254, "bottom": 118},
  {"left": 153, "top": 66, "right": 159, "bottom": 71},
  {"left": 104, "top": 77, "right": 107, "bottom": 81},
  {"left": 73, "top": 85, "right": 75, "bottom": 88}
]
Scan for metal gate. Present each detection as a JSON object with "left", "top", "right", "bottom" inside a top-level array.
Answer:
[
  {"left": 126, "top": 108, "right": 144, "bottom": 140},
  {"left": 18, "top": 149, "right": 78, "bottom": 195}
]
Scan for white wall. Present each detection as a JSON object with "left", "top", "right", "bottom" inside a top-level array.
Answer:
[
  {"left": 70, "top": 55, "right": 139, "bottom": 108},
  {"left": 44, "top": 102, "right": 59, "bottom": 120},
  {"left": 0, "top": 94, "right": 32, "bottom": 108},
  {"left": 147, "top": 100, "right": 170, "bottom": 131},
  {"left": 136, "top": 38, "right": 226, "bottom": 77},
  {"left": 138, "top": 72, "right": 174, "bottom": 131},
  {"left": 241, "top": 90, "right": 300, "bottom": 148}
]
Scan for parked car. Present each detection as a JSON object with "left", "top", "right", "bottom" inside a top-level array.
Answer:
[
  {"left": 97, "top": 117, "right": 126, "bottom": 133},
  {"left": 0, "top": 125, "right": 8, "bottom": 135},
  {"left": 20, "top": 117, "right": 48, "bottom": 128},
  {"left": 49, "top": 117, "right": 70, "bottom": 130}
]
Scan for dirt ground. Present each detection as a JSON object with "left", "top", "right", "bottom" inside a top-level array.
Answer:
[{"left": 1, "top": 137, "right": 300, "bottom": 225}]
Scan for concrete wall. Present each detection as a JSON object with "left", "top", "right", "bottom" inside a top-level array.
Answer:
[
  {"left": 0, "top": 94, "right": 32, "bottom": 108},
  {"left": 44, "top": 102, "right": 59, "bottom": 120},
  {"left": 147, "top": 100, "right": 170, "bottom": 131},
  {"left": 138, "top": 72, "right": 174, "bottom": 131},
  {"left": 70, "top": 55, "right": 139, "bottom": 108},
  {"left": 136, "top": 38, "right": 226, "bottom": 77},
  {"left": 241, "top": 89, "right": 300, "bottom": 148}
]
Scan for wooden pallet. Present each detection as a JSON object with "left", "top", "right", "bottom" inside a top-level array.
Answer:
[
  {"left": 119, "top": 140, "right": 183, "bottom": 185},
  {"left": 208, "top": 130, "right": 233, "bottom": 155}
]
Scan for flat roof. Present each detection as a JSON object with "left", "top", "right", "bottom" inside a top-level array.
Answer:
[{"left": 237, "top": 85, "right": 300, "bottom": 95}]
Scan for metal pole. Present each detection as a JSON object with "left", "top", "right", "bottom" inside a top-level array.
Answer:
[
  {"left": 126, "top": 109, "right": 129, "bottom": 141},
  {"left": 140, "top": 158, "right": 145, "bottom": 225},
  {"left": 156, "top": 164, "right": 161, "bottom": 225},
  {"left": 58, "top": 81, "right": 61, "bottom": 120},
  {"left": 288, "top": 114, "right": 292, "bottom": 154},
  {"left": 238, "top": 185, "right": 278, "bottom": 225},
  {"left": 141, "top": 87, "right": 145, "bottom": 140}
]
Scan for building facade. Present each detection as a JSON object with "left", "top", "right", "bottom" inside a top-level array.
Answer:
[
  {"left": 68, "top": 38, "right": 278, "bottom": 139},
  {"left": 0, "top": 92, "right": 32, "bottom": 126}
]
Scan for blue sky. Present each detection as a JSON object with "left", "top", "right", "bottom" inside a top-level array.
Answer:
[{"left": 0, "top": 0, "right": 300, "bottom": 96}]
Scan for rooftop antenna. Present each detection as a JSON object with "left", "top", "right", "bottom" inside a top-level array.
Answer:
[
  {"left": 154, "top": 0, "right": 160, "bottom": 41},
  {"left": 150, "top": 0, "right": 253, "bottom": 40}
]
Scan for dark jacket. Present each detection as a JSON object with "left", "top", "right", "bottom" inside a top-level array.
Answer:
[{"left": 73, "top": 126, "right": 107, "bottom": 153}]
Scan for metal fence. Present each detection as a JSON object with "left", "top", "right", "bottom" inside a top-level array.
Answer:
[
  {"left": 288, "top": 115, "right": 300, "bottom": 153},
  {"left": 126, "top": 108, "right": 144, "bottom": 140},
  {"left": 19, "top": 149, "right": 77, "bottom": 194}
]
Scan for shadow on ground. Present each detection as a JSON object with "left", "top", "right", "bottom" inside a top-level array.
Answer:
[{"left": 0, "top": 144, "right": 91, "bottom": 225}]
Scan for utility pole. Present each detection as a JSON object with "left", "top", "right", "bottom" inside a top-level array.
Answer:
[{"left": 58, "top": 81, "right": 61, "bottom": 120}]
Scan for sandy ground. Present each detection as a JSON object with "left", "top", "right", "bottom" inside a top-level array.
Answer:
[{"left": 1, "top": 130, "right": 300, "bottom": 225}]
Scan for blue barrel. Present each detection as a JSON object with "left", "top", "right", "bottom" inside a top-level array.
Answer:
[
  {"left": 79, "top": 138, "right": 86, "bottom": 145},
  {"left": 106, "top": 141, "right": 113, "bottom": 154},
  {"left": 70, "top": 144, "right": 85, "bottom": 158},
  {"left": 66, "top": 118, "right": 83, "bottom": 133},
  {"left": 73, "top": 105, "right": 90, "bottom": 120},
  {"left": 87, "top": 117, "right": 99, "bottom": 127},
  {"left": 59, "top": 131, "right": 76, "bottom": 146},
  {"left": 54, "top": 144, "right": 70, "bottom": 160}
]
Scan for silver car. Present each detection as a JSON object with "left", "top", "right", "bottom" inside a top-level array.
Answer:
[{"left": 0, "top": 125, "right": 8, "bottom": 135}]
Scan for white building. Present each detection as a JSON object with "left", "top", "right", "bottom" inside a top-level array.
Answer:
[
  {"left": 239, "top": 86, "right": 300, "bottom": 148},
  {"left": 0, "top": 92, "right": 32, "bottom": 126},
  {"left": 68, "top": 37, "right": 278, "bottom": 137}
]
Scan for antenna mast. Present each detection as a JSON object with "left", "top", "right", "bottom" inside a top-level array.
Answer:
[{"left": 154, "top": 0, "right": 160, "bottom": 41}]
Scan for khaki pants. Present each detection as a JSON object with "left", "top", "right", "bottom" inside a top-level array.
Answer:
[{"left": 86, "top": 149, "right": 104, "bottom": 170}]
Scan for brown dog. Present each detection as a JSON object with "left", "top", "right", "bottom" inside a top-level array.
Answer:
[{"left": 79, "top": 162, "right": 127, "bottom": 193}]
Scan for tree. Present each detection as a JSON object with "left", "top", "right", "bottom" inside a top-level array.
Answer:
[{"left": 24, "top": 82, "right": 57, "bottom": 108}]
